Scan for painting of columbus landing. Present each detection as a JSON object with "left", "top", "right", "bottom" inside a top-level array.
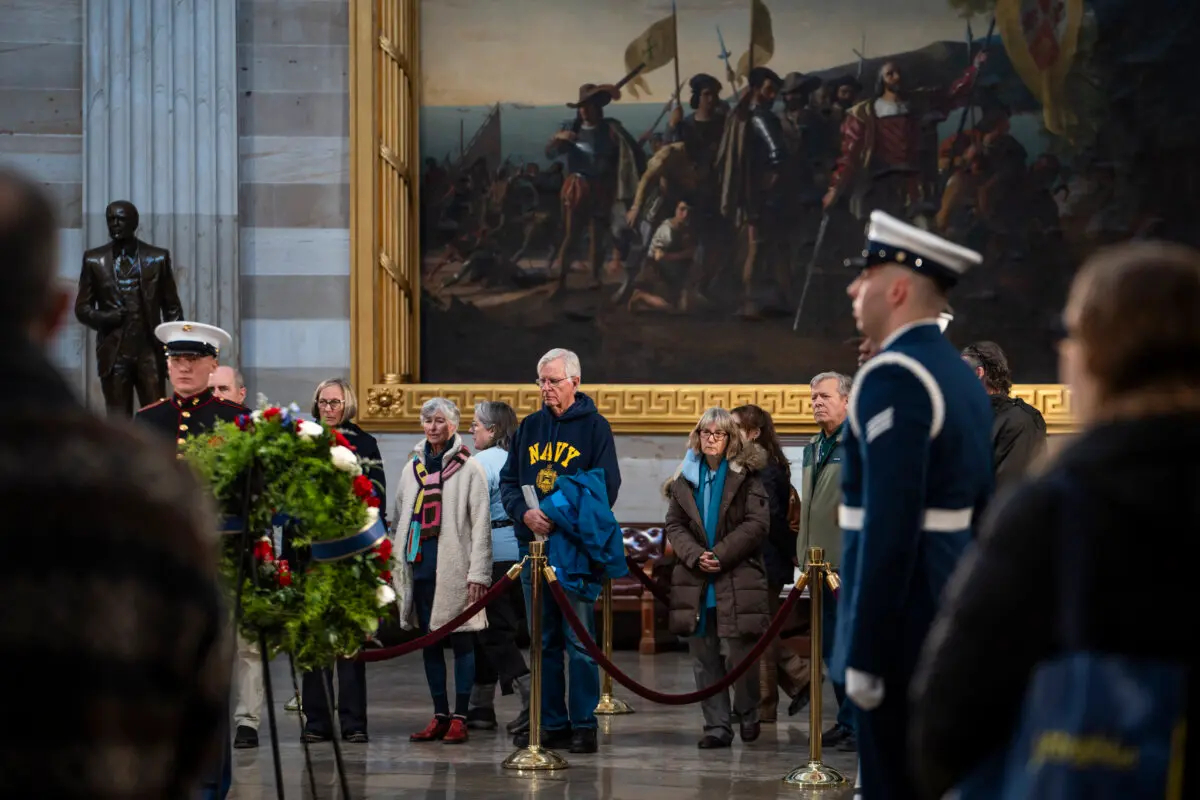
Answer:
[{"left": 415, "top": 0, "right": 1128, "bottom": 385}]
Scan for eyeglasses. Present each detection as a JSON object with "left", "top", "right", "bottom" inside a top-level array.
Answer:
[
  {"left": 535, "top": 377, "right": 570, "bottom": 388},
  {"left": 316, "top": 399, "right": 344, "bottom": 409},
  {"left": 698, "top": 430, "right": 728, "bottom": 441}
]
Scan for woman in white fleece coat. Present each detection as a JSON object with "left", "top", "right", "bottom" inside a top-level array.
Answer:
[{"left": 391, "top": 397, "right": 492, "bottom": 744}]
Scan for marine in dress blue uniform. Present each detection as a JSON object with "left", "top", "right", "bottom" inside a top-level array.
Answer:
[
  {"left": 134, "top": 322, "right": 247, "bottom": 452},
  {"left": 831, "top": 212, "right": 994, "bottom": 799},
  {"left": 132, "top": 321, "right": 245, "bottom": 800}
]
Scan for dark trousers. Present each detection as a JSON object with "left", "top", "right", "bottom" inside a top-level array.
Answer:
[
  {"left": 302, "top": 659, "right": 368, "bottom": 737},
  {"left": 195, "top": 715, "right": 232, "bottom": 799},
  {"left": 474, "top": 560, "right": 530, "bottom": 693},
  {"left": 854, "top": 683, "right": 918, "bottom": 800},
  {"left": 101, "top": 352, "right": 163, "bottom": 416},
  {"left": 821, "top": 579, "right": 855, "bottom": 731}
]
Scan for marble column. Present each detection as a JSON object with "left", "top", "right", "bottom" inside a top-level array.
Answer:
[{"left": 81, "top": 0, "right": 239, "bottom": 405}]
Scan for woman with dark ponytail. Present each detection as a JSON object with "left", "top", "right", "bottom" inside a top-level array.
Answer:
[{"left": 731, "top": 404, "right": 809, "bottom": 722}]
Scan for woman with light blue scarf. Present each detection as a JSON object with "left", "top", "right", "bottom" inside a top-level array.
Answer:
[{"left": 664, "top": 406, "right": 771, "bottom": 749}]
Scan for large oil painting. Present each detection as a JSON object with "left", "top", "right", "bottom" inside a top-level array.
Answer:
[{"left": 413, "top": 0, "right": 1160, "bottom": 385}]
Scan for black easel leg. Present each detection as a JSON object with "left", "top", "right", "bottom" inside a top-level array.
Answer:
[
  {"left": 289, "top": 655, "right": 319, "bottom": 798},
  {"left": 321, "top": 671, "right": 353, "bottom": 799},
  {"left": 259, "top": 632, "right": 286, "bottom": 800}
]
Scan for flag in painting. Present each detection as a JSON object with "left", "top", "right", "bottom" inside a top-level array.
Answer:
[
  {"left": 995, "top": 0, "right": 1084, "bottom": 138},
  {"left": 735, "top": 0, "right": 775, "bottom": 80},
  {"left": 624, "top": 14, "right": 677, "bottom": 98}
]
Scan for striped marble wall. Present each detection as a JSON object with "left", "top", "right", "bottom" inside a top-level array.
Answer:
[
  {"left": 0, "top": 0, "right": 85, "bottom": 373},
  {"left": 237, "top": 0, "right": 352, "bottom": 407}
]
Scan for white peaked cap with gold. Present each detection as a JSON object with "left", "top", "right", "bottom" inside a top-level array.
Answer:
[
  {"left": 154, "top": 321, "right": 232, "bottom": 359},
  {"left": 846, "top": 210, "right": 983, "bottom": 289}
]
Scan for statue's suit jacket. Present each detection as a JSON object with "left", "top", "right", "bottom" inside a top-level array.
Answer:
[{"left": 75, "top": 238, "right": 183, "bottom": 377}]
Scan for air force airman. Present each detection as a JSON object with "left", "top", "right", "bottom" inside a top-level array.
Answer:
[{"left": 832, "top": 211, "right": 995, "bottom": 799}]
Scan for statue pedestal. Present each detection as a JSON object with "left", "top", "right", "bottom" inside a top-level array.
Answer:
[{"left": 81, "top": 0, "right": 240, "bottom": 407}]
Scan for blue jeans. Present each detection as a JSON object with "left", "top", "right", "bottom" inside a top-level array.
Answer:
[
  {"left": 413, "top": 577, "right": 476, "bottom": 717},
  {"left": 541, "top": 583, "right": 599, "bottom": 731},
  {"left": 822, "top": 577, "right": 855, "bottom": 731},
  {"left": 520, "top": 545, "right": 599, "bottom": 731}
]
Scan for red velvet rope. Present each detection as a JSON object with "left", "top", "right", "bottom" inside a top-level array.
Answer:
[
  {"left": 623, "top": 557, "right": 672, "bottom": 605},
  {"left": 355, "top": 572, "right": 516, "bottom": 663},
  {"left": 547, "top": 572, "right": 807, "bottom": 705}
]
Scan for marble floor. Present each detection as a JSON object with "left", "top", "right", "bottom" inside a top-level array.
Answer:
[{"left": 230, "top": 651, "right": 858, "bottom": 799}]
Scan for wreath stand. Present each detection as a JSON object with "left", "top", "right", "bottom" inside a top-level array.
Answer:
[{"left": 228, "top": 458, "right": 354, "bottom": 800}]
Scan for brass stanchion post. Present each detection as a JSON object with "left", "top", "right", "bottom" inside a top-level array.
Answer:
[
  {"left": 595, "top": 577, "right": 634, "bottom": 715},
  {"left": 783, "top": 546, "right": 847, "bottom": 789},
  {"left": 503, "top": 541, "right": 568, "bottom": 771}
]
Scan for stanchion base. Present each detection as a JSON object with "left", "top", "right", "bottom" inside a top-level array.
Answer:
[
  {"left": 594, "top": 694, "right": 635, "bottom": 715},
  {"left": 782, "top": 761, "right": 848, "bottom": 789},
  {"left": 502, "top": 745, "right": 569, "bottom": 771}
]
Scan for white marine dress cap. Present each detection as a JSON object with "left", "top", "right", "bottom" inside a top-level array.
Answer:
[{"left": 155, "top": 321, "right": 233, "bottom": 358}]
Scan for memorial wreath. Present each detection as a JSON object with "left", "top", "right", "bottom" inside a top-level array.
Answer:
[{"left": 181, "top": 402, "right": 395, "bottom": 673}]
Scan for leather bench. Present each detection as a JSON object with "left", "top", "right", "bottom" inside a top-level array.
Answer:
[{"left": 601, "top": 525, "right": 677, "bottom": 654}]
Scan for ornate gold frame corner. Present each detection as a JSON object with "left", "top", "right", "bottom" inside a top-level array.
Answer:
[{"left": 346, "top": 0, "right": 1076, "bottom": 436}]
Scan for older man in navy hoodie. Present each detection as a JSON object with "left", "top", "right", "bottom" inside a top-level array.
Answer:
[{"left": 500, "top": 347, "right": 621, "bottom": 755}]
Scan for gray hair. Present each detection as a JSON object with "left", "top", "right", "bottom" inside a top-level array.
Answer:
[
  {"left": 810, "top": 371, "right": 852, "bottom": 398},
  {"left": 537, "top": 348, "right": 582, "bottom": 380},
  {"left": 420, "top": 396, "right": 461, "bottom": 427},
  {"left": 472, "top": 400, "right": 519, "bottom": 451}
]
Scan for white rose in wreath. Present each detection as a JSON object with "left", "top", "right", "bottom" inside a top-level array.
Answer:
[
  {"left": 297, "top": 420, "right": 324, "bottom": 439},
  {"left": 330, "top": 445, "right": 361, "bottom": 474},
  {"left": 376, "top": 583, "right": 396, "bottom": 607}
]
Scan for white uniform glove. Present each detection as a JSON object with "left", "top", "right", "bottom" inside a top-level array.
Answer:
[{"left": 846, "top": 667, "right": 885, "bottom": 711}]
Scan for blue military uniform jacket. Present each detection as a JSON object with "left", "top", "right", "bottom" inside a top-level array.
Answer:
[
  {"left": 134, "top": 387, "right": 247, "bottom": 451},
  {"left": 831, "top": 320, "right": 994, "bottom": 683}
]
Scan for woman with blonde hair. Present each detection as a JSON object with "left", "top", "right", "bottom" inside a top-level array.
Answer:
[
  {"left": 664, "top": 406, "right": 770, "bottom": 749},
  {"left": 300, "top": 377, "right": 383, "bottom": 744},
  {"left": 912, "top": 242, "right": 1200, "bottom": 798}
]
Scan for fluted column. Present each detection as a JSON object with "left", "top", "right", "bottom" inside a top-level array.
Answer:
[{"left": 81, "top": 0, "right": 239, "bottom": 405}]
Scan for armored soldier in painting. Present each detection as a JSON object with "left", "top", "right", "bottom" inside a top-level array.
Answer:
[
  {"left": 135, "top": 321, "right": 248, "bottom": 448},
  {"left": 832, "top": 211, "right": 994, "bottom": 799},
  {"left": 75, "top": 200, "right": 184, "bottom": 416}
]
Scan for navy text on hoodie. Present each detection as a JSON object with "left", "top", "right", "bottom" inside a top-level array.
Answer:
[{"left": 500, "top": 393, "right": 621, "bottom": 545}]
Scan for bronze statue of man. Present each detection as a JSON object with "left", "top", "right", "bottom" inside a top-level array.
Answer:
[{"left": 75, "top": 200, "right": 183, "bottom": 415}]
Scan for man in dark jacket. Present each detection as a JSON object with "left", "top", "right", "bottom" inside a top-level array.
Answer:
[
  {"left": 0, "top": 168, "right": 230, "bottom": 798},
  {"left": 500, "top": 347, "right": 621, "bottom": 755},
  {"left": 962, "top": 342, "right": 1048, "bottom": 488}
]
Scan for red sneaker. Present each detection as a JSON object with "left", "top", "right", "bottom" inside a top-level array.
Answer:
[
  {"left": 442, "top": 716, "right": 469, "bottom": 745},
  {"left": 410, "top": 716, "right": 451, "bottom": 742}
]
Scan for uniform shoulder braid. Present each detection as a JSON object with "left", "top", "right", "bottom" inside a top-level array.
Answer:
[
  {"left": 137, "top": 397, "right": 168, "bottom": 413},
  {"left": 849, "top": 351, "right": 946, "bottom": 441}
]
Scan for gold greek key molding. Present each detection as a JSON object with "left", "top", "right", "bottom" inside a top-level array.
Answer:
[
  {"left": 347, "top": 0, "right": 1076, "bottom": 436},
  {"left": 361, "top": 383, "right": 1075, "bottom": 435}
]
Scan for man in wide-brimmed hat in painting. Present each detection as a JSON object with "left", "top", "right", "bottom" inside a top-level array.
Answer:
[{"left": 545, "top": 82, "right": 645, "bottom": 295}]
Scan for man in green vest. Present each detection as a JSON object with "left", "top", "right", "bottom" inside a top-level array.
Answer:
[{"left": 798, "top": 371, "right": 856, "bottom": 752}]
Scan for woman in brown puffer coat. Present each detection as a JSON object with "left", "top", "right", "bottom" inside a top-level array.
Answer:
[{"left": 664, "top": 406, "right": 770, "bottom": 750}]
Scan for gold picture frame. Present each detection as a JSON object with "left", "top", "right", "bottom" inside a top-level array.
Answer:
[{"left": 347, "top": 0, "right": 1076, "bottom": 435}]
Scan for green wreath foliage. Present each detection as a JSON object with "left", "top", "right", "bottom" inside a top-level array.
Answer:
[{"left": 181, "top": 404, "right": 395, "bottom": 673}]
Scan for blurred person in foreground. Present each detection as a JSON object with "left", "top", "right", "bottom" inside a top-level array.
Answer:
[
  {"left": 836, "top": 211, "right": 994, "bottom": 799},
  {"left": 0, "top": 171, "right": 230, "bottom": 796},
  {"left": 912, "top": 241, "right": 1200, "bottom": 799}
]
